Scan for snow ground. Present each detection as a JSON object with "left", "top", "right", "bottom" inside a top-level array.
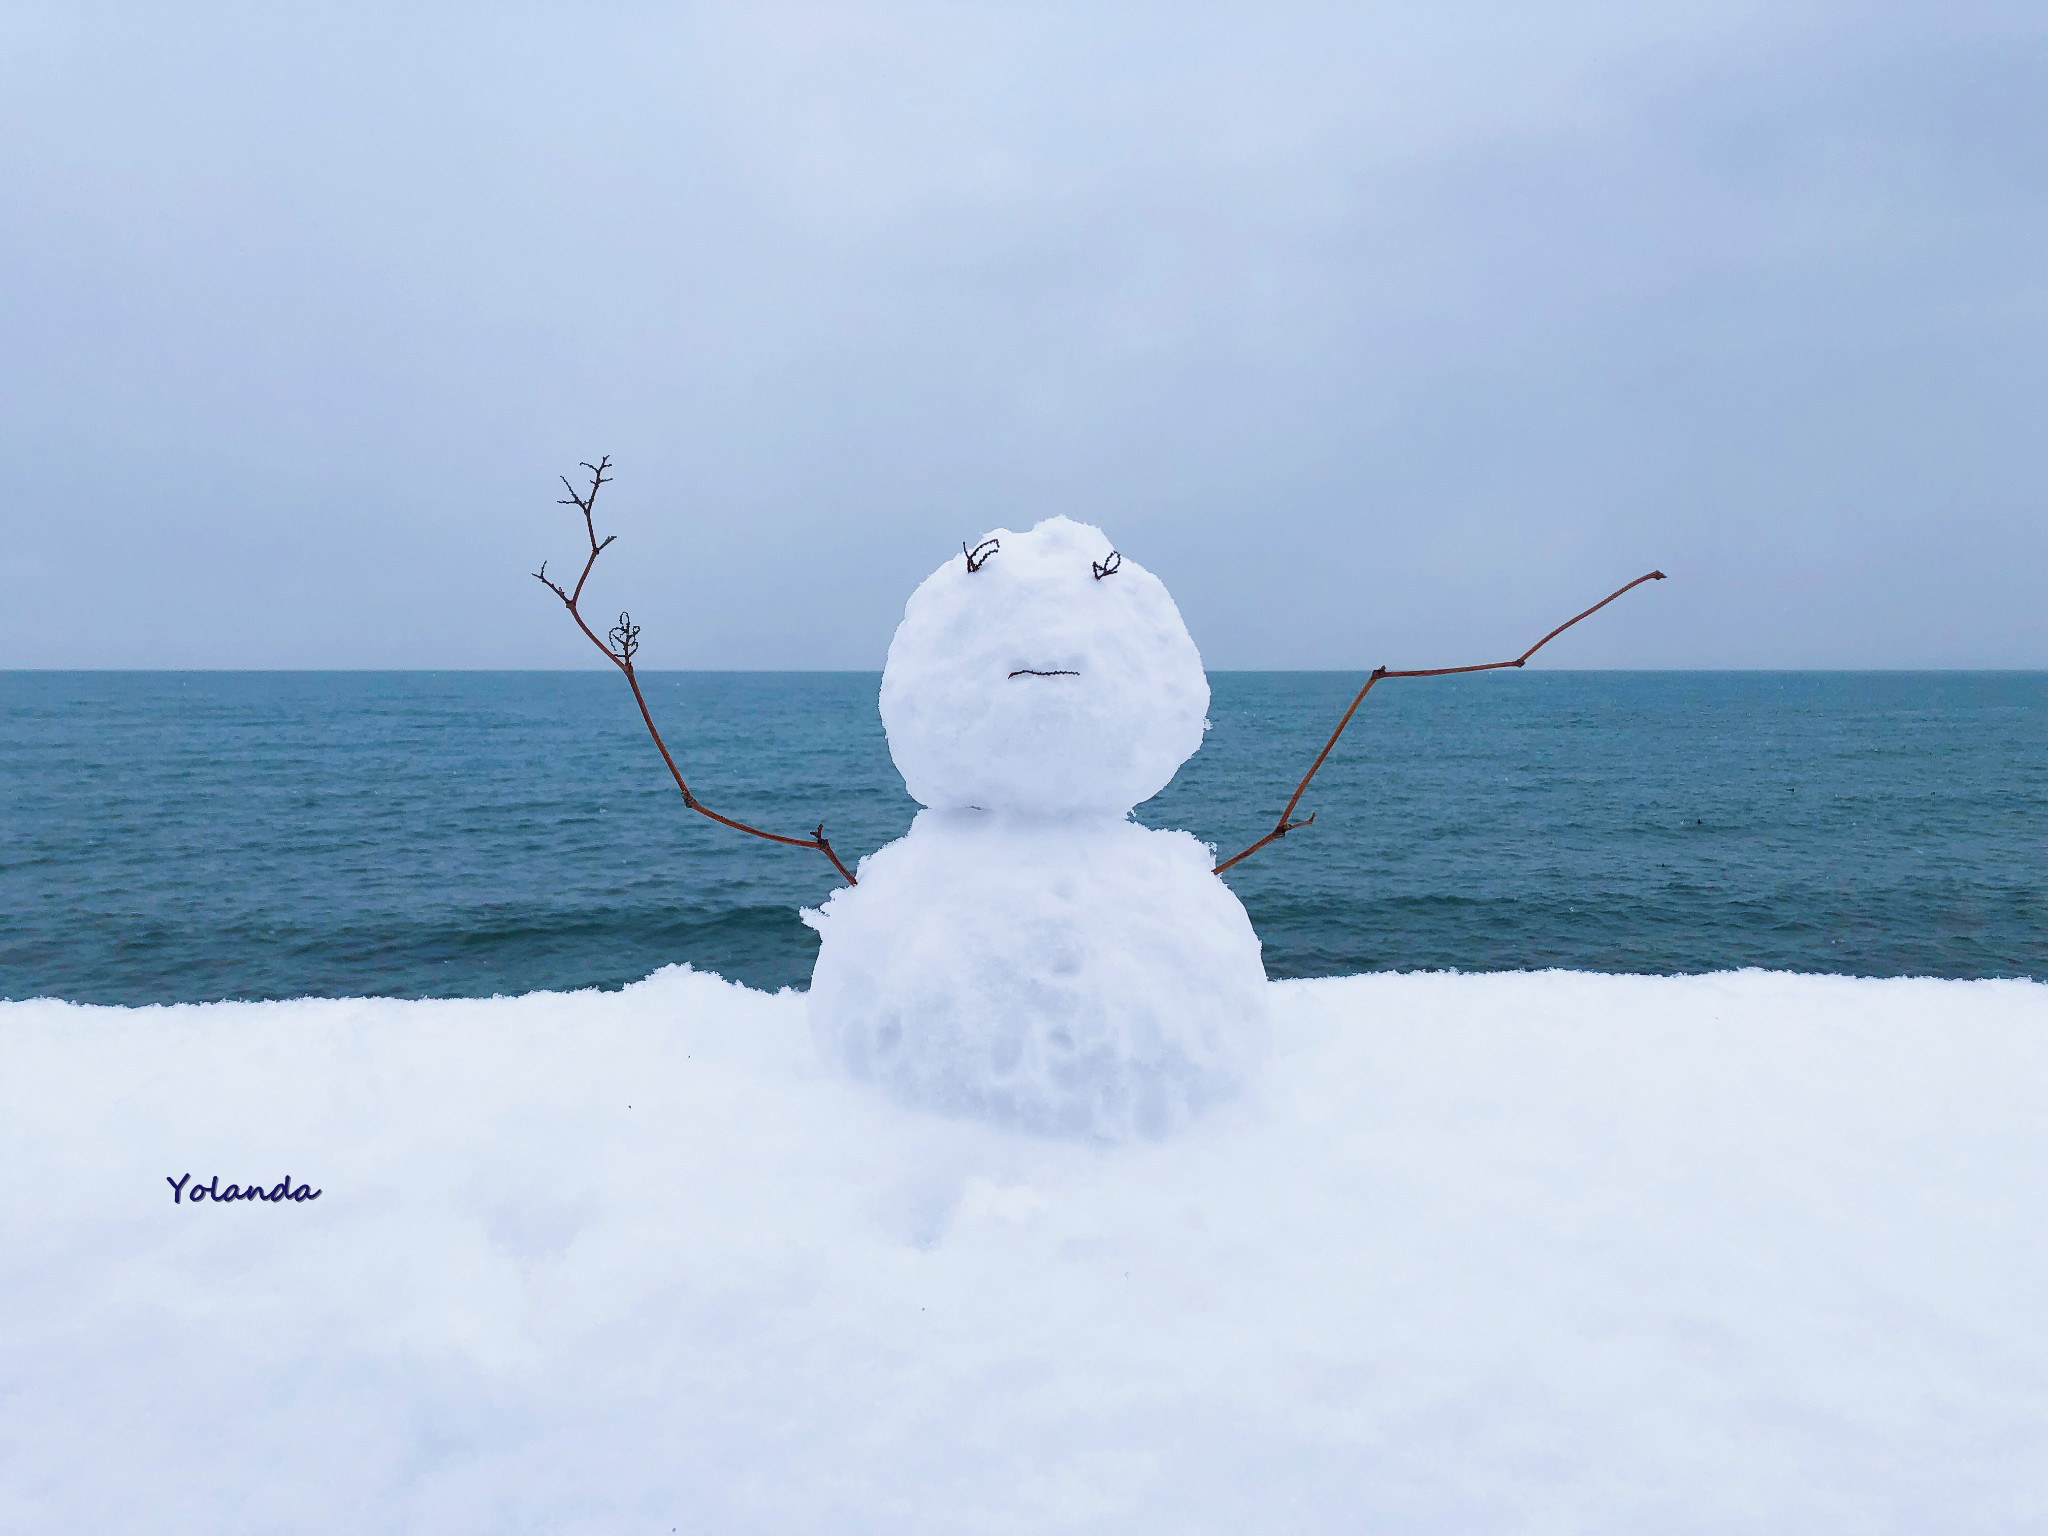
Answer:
[{"left": 3, "top": 968, "right": 2043, "bottom": 1534}]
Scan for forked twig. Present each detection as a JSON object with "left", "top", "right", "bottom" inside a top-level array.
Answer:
[
  {"left": 533, "top": 458, "right": 857, "bottom": 887},
  {"left": 1212, "top": 570, "right": 1667, "bottom": 875}
]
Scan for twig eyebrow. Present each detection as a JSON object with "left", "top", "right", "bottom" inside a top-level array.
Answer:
[
  {"left": 1008, "top": 669, "right": 1080, "bottom": 678},
  {"left": 1092, "top": 551, "right": 1121, "bottom": 580},
  {"left": 964, "top": 538, "right": 999, "bottom": 572}
]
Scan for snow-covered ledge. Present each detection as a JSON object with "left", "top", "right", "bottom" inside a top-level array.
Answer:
[{"left": 5, "top": 967, "right": 2042, "bottom": 1531}]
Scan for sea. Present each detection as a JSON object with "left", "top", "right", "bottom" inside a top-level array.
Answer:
[{"left": 4, "top": 671, "right": 2042, "bottom": 1005}]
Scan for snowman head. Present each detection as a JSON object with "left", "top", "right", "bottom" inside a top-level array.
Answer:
[{"left": 879, "top": 516, "right": 1209, "bottom": 816}]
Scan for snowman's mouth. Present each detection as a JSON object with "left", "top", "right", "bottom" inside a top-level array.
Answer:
[{"left": 1008, "top": 668, "right": 1080, "bottom": 679}]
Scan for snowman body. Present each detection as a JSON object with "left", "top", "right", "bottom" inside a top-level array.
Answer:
[{"left": 804, "top": 517, "right": 1269, "bottom": 1139}]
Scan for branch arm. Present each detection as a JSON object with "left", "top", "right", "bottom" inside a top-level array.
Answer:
[
  {"left": 621, "top": 660, "right": 857, "bottom": 882},
  {"left": 1211, "top": 570, "right": 1665, "bottom": 875},
  {"left": 1381, "top": 569, "right": 1669, "bottom": 680},
  {"left": 1211, "top": 813, "right": 1315, "bottom": 877},
  {"left": 533, "top": 459, "right": 857, "bottom": 886}
]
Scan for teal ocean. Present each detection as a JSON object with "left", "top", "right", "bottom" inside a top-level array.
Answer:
[{"left": 4, "top": 672, "right": 2041, "bottom": 1004}]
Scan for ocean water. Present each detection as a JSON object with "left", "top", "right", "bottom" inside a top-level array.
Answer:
[{"left": 3, "top": 671, "right": 2041, "bottom": 1004}]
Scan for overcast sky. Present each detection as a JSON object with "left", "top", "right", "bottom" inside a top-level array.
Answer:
[{"left": 2, "top": 1, "right": 2040, "bottom": 669}]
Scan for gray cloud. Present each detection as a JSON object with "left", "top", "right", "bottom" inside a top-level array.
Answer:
[{"left": 1, "top": 0, "right": 2040, "bottom": 668}]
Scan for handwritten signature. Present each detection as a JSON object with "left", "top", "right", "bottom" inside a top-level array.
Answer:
[{"left": 167, "top": 1175, "right": 321, "bottom": 1204}]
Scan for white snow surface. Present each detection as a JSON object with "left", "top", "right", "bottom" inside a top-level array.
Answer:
[
  {"left": 805, "top": 812, "right": 1269, "bottom": 1139},
  {"left": 5, "top": 967, "right": 2044, "bottom": 1533},
  {"left": 879, "top": 516, "right": 1208, "bottom": 816}
]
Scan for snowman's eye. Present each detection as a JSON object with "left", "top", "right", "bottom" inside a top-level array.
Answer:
[
  {"left": 1092, "top": 551, "right": 1121, "bottom": 581},
  {"left": 964, "top": 538, "right": 999, "bottom": 573}
]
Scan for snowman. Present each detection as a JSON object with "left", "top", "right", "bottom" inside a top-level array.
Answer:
[
  {"left": 539, "top": 464, "right": 1658, "bottom": 1137},
  {"left": 803, "top": 516, "right": 1269, "bottom": 1141}
]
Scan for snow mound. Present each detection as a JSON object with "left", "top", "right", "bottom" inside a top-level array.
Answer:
[
  {"left": 4, "top": 967, "right": 2045, "bottom": 1533},
  {"left": 805, "top": 812, "right": 1270, "bottom": 1139},
  {"left": 879, "top": 515, "right": 1208, "bottom": 816}
]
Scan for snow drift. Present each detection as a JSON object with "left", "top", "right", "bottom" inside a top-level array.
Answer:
[{"left": 3, "top": 967, "right": 2044, "bottom": 1533}]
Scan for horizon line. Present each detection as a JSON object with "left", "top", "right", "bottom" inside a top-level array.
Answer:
[{"left": 5, "top": 666, "right": 2045, "bottom": 676}]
